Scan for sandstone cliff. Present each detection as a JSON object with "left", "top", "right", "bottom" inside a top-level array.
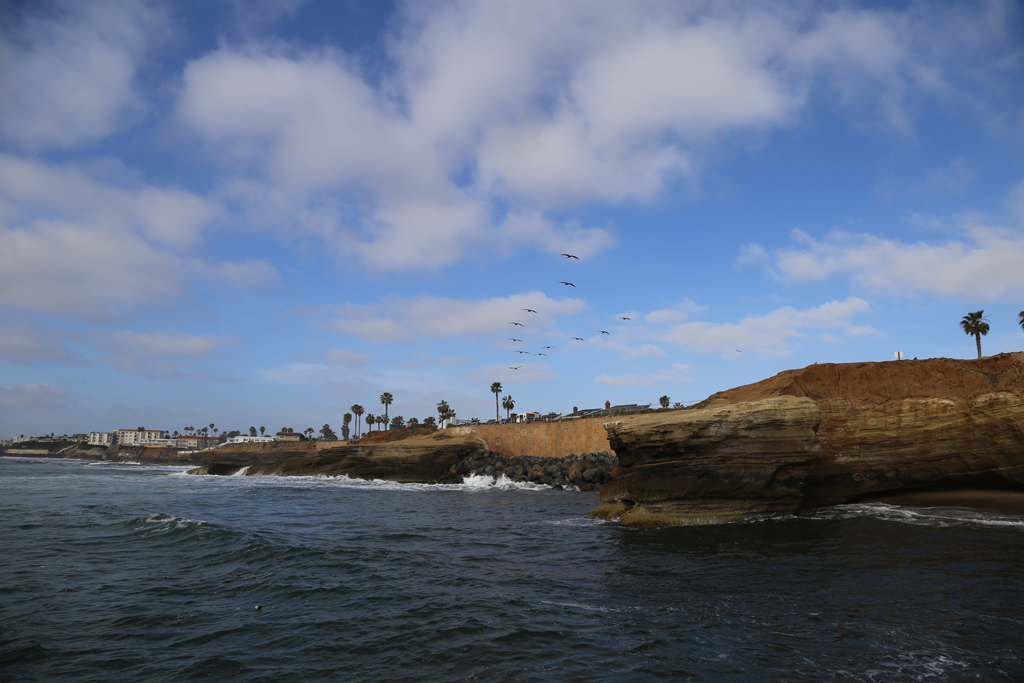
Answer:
[
  {"left": 592, "top": 353, "right": 1024, "bottom": 526},
  {"left": 189, "top": 434, "right": 484, "bottom": 482}
]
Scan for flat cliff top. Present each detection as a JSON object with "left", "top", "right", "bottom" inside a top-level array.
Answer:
[{"left": 704, "top": 352, "right": 1024, "bottom": 408}]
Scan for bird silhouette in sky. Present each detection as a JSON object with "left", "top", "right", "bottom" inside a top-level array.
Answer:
[
  {"left": 559, "top": 281, "right": 575, "bottom": 287},
  {"left": 536, "top": 353, "right": 547, "bottom": 356},
  {"left": 620, "top": 316, "right": 631, "bottom": 320},
  {"left": 736, "top": 350, "right": 742, "bottom": 352},
  {"left": 573, "top": 337, "right": 585, "bottom": 341},
  {"left": 510, "top": 322, "right": 524, "bottom": 326},
  {"left": 523, "top": 308, "right": 537, "bottom": 313},
  {"left": 509, "top": 338, "right": 522, "bottom": 342},
  {"left": 600, "top": 330, "right": 610, "bottom": 334},
  {"left": 561, "top": 253, "right": 579, "bottom": 259},
  {"left": 541, "top": 346, "right": 553, "bottom": 349},
  {"left": 509, "top": 365, "right": 523, "bottom": 370},
  {"left": 515, "top": 350, "right": 530, "bottom": 354}
]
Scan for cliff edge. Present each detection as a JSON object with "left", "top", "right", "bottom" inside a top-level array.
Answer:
[{"left": 592, "top": 353, "right": 1024, "bottom": 526}]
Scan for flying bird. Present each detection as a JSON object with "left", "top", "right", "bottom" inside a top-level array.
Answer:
[
  {"left": 620, "top": 316, "right": 631, "bottom": 320},
  {"left": 515, "top": 350, "right": 530, "bottom": 354},
  {"left": 736, "top": 350, "right": 742, "bottom": 353},
  {"left": 542, "top": 346, "right": 553, "bottom": 349},
  {"left": 573, "top": 337, "right": 585, "bottom": 341},
  {"left": 509, "top": 365, "right": 523, "bottom": 370},
  {"left": 561, "top": 253, "right": 579, "bottom": 259},
  {"left": 600, "top": 330, "right": 610, "bottom": 334},
  {"left": 523, "top": 308, "right": 537, "bottom": 313},
  {"left": 559, "top": 281, "right": 575, "bottom": 287},
  {"left": 508, "top": 338, "right": 522, "bottom": 342},
  {"left": 536, "top": 353, "right": 547, "bottom": 356},
  {"left": 510, "top": 322, "right": 524, "bottom": 326}
]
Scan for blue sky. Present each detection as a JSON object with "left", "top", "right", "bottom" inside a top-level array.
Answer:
[{"left": 2, "top": 0, "right": 1023, "bottom": 438}]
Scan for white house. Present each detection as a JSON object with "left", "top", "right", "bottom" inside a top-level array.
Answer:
[{"left": 226, "top": 435, "right": 275, "bottom": 444}]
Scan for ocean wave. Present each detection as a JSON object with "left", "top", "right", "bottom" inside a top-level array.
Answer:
[
  {"left": 197, "top": 471, "right": 558, "bottom": 493},
  {"left": 122, "top": 512, "right": 218, "bottom": 537}
]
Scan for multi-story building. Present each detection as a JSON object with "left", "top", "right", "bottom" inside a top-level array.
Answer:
[
  {"left": 88, "top": 432, "right": 115, "bottom": 446},
  {"left": 115, "top": 429, "right": 167, "bottom": 446},
  {"left": 174, "top": 435, "right": 222, "bottom": 450}
]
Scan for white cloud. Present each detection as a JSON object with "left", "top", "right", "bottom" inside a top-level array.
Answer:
[
  {"left": 0, "top": 382, "right": 70, "bottom": 411},
  {"left": 321, "top": 349, "right": 374, "bottom": 368},
  {"left": 0, "top": 219, "right": 185, "bottom": 317},
  {"left": 765, "top": 224, "right": 1024, "bottom": 300},
  {"left": 105, "top": 330, "right": 241, "bottom": 377},
  {"left": 325, "top": 292, "right": 586, "bottom": 341},
  {"left": 661, "top": 298, "right": 874, "bottom": 356},
  {"left": 0, "top": 154, "right": 217, "bottom": 250},
  {"left": 173, "top": 1, "right": 993, "bottom": 269},
  {"left": 463, "top": 362, "right": 556, "bottom": 385},
  {"left": 595, "top": 363, "right": 694, "bottom": 387},
  {"left": 192, "top": 258, "right": 280, "bottom": 289},
  {"left": 601, "top": 298, "right": 874, "bottom": 358},
  {"left": 0, "top": 321, "right": 71, "bottom": 364},
  {"left": 0, "top": 0, "right": 161, "bottom": 149}
]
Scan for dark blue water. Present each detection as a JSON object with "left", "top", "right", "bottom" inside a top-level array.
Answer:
[{"left": 2, "top": 457, "right": 1023, "bottom": 683}]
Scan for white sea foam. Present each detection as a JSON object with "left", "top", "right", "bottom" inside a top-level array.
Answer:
[{"left": 231, "top": 466, "right": 250, "bottom": 477}]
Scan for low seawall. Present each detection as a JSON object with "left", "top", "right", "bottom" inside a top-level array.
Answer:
[{"left": 449, "top": 417, "right": 615, "bottom": 459}]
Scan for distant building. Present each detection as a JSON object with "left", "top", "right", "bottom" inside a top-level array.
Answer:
[
  {"left": 227, "top": 435, "right": 275, "bottom": 444},
  {"left": 174, "top": 436, "right": 222, "bottom": 450},
  {"left": 116, "top": 429, "right": 168, "bottom": 445},
  {"left": 275, "top": 431, "right": 306, "bottom": 442},
  {"left": 138, "top": 438, "right": 176, "bottom": 447},
  {"left": 88, "top": 432, "right": 115, "bottom": 446}
]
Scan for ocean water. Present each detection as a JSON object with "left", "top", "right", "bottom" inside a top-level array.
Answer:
[{"left": 2, "top": 457, "right": 1023, "bottom": 683}]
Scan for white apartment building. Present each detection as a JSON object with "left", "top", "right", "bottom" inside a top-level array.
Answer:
[
  {"left": 226, "top": 435, "right": 275, "bottom": 444},
  {"left": 115, "top": 429, "right": 168, "bottom": 446},
  {"left": 88, "top": 432, "right": 115, "bottom": 446}
]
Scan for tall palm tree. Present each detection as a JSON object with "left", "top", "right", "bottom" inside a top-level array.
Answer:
[
  {"left": 259, "top": 426, "right": 265, "bottom": 436},
  {"left": 366, "top": 413, "right": 376, "bottom": 432},
  {"left": 380, "top": 392, "right": 393, "bottom": 426},
  {"left": 490, "top": 382, "right": 503, "bottom": 422},
  {"left": 960, "top": 310, "right": 990, "bottom": 359},
  {"left": 437, "top": 400, "right": 454, "bottom": 424},
  {"left": 351, "top": 404, "right": 364, "bottom": 437},
  {"left": 502, "top": 394, "right": 515, "bottom": 419},
  {"left": 342, "top": 413, "right": 352, "bottom": 440}
]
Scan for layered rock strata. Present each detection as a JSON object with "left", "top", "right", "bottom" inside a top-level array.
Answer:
[{"left": 592, "top": 353, "right": 1024, "bottom": 526}]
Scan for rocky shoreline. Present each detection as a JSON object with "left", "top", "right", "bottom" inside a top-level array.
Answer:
[{"left": 437, "top": 451, "right": 618, "bottom": 490}]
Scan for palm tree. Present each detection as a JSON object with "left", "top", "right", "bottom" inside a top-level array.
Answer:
[
  {"left": 437, "top": 400, "right": 455, "bottom": 424},
  {"left": 502, "top": 394, "right": 515, "bottom": 419},
  {"left": 366, "top": 413, "right": 376, "bottom": 432},
  {"left": 342, "top": 413, "right": 352, "bottom": 440},
  {"left": 659, "top": 395, "right": 670, "bottom": 409},
  {"left": 351, "top": 404, "right": 364, "bottom": 437},
  {"left": 259, "top": 426, "right": 265, "bottom": 436},
  {"left": 490, "top": 382, "right": 503, "bottom": 422},
  {"left": 960, "top": 310, "right": 990, "bottom": 359},
  {"left": 209, "top": 423, "right": 215, "bottom": 437},
  {"left": 380, "top": 392, "right": 393, "bottom": 426},
  {"left": 304, "top": 427, "right": 315, "bottom": 441},
  {"left": 1018, "top": 310, "right": 1024, "bottom": 334},
  {"left": 423, "top": 416, "right": 437, "bottom": 430},
  {"left": 407, "top": 417, "right": 419, "bottom": 429}
]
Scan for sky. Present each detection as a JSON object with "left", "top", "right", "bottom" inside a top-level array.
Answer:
[{"left": 1, "top": 0, "right": 1023, "bottom": 438}]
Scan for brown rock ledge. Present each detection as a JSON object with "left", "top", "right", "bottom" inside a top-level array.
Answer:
[{"left": 592, "top": 353, "right": 1024, "bottom": 526}]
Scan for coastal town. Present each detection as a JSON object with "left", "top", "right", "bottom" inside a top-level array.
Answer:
[{"left": 0, "top": 399, "right": 664, "bottom": 452}]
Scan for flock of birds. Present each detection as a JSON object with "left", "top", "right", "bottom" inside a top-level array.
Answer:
[{"left": 504, "top": 253, "right": 632, "bottom": 371}]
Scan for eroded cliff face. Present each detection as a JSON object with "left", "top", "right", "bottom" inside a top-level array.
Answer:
[{"left": 593, "top": 353, "right": 1024, "bottom": 526}]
